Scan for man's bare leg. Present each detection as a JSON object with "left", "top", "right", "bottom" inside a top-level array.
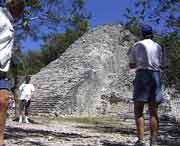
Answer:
[
  {"left": 0, "top": 90, "right": 9, "bottom": 145},
  {"left": 19, "top": 101, "right": 23, "bottom": 123},
  {"left": 134, "top": 101, "right": 145, "bottom": 141},
  {"left": 149, "top": 101, "right": 159, "bottom": 145}
]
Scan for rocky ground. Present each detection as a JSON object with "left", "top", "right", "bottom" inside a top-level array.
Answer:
[{"left": 4, "top": 114, "right": 180, "bottom": 146}]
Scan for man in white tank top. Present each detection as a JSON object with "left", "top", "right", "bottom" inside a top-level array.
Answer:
[{"left": 128, "top": 24, "right": 166, "bottom": 146}]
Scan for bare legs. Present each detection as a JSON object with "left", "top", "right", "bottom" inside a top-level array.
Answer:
[
  {"left": 134, "top": 102, "right": 145, "bottom": 141},
  {"left": 149, "top": 102, "right": 159, "bottom": 144},
  {"left": 134, "top": 101, "right": 159, "bottom": 142},
  {"left": 19, "top": 100, "right": 31, "bottom": 123}
]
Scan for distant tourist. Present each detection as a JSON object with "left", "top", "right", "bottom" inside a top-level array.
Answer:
[
  {"left": 127, "top": 24, "right": 166, "bottom": 146},
  {"left": 0, "top": 0, "right": 25, "bottom": 145},
  {"left": 19, "top": 76, "right": 35, "bottom": 123}
]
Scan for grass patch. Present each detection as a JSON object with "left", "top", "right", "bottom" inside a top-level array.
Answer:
[
  {"left": 52, "top": 116, "right": 124, "bottom": 126},
  {"left": 32, "top": 115, "right": 128, "bottom": 127}
]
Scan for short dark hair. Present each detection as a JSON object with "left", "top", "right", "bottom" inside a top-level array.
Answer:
[{"left": 25, "top": 75, "right": 31, "bottom": 83}]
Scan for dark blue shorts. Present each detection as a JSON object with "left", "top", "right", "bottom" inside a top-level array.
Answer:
[
  {"left": 0, "top": 79, "right": 11, "bottom": 90},
  {"left": 19, "top": 99, "right": 31, "bottom": 115},
  {"left": 133, "top": 70, "right": 163, "bottom": 104}
]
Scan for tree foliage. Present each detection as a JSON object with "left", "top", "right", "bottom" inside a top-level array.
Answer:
[
  {"left": 124, "top": 0, "right": 180, "bottom": 33},
  {"left": 124, "top": 0, "right": 180, "bottom": 89},
  {"left": 12, "top": 0, "right": 90, "bottom": 76},
  {"left": 15, "top": 0, "right": 90, "bottom": 41},
  {"left": 158, "top": 33, "right": 180, "bottom": 89}
]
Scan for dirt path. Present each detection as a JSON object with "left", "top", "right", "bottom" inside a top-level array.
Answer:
[{"left": 4, "top": 115, "right": 180, "bottom": 146}]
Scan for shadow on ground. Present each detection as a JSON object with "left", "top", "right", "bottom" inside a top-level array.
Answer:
[
  {"left": 5, "top": 125, "right": 95, "bottom": 146},
  {"left": 75, "top": 115, "right": 180, "bottom": 146},
  {"left": 76, "top": 124, "right": 136, "bottom": 136},
  {"left": 12, "top": 118, "right": 40, "bottom": 124},
  {"left": 157, "top": 115, "right": 180, "bottom": 146},
  {"left": 101, "top": 140, "right": 131, "bottom": 146},
  {"left": 5, "top": 115, "right": 180, "bottom": 146},
  {"left": 5, "top": 126, "right": 92, "bottom": 139}
]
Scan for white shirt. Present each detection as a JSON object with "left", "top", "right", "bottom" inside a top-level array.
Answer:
[
  {"left": 0, "top": 7, "right": 14, "bottom": 72},
  {"left": 128, "top": 39, "right": 165, "bottom": 71},
  {"left": 19, "top": 83, "right": 35, "bottom": 101}
]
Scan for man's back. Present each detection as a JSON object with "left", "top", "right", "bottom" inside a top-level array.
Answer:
[{"left": 129, "top": 39, "right": 163, "bottom": 71}]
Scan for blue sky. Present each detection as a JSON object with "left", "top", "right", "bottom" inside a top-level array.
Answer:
[
  {"left": 23, "top": 0, "right": 133, "bottom": 52},
  {"left": 85, "top": 0, "right": 132, "bottom": 26}
]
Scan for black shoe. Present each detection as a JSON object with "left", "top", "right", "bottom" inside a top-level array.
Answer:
[
  {"left": 150, "top": 141, "right": 158, "bottom": 146},
  {"left": 150, "top": 137, "right": 158, "bottom": 146},
  {"left": 133, "top": 140, "right": 146, "bottom": 146}
]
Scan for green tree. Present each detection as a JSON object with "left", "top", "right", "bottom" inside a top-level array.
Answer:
[
  {"left": 124, "top": 0, "right": 180, "bottom": 33},
  {"left": 15, "top": 0, "right": 90, "bottom": 42},
  {"left": 158, "top": 33, "right": 180, "bottom": 89},
  {"left": 13, "top": 0, "right": 90, "bottom": 75},
  {"left": 124, "top": 0, "right": 180, "bottom": 89},
  {"left": 36, "top": 0, "right": 89, "bottom": 67}
]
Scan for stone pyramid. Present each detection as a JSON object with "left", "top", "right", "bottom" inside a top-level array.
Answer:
[{"left": 31, "top": 24, "right": 137, "bottom": 116}]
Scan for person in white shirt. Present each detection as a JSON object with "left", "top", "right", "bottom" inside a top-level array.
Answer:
[
  {"left": 19, "top": 76, "right": 35, "bottom": 123},
  {"left": 128, "top": 24, "right": 166, "bottom": 146},
  {"left": 0, "top": 0, "right": 24, "bottom": 146}
]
